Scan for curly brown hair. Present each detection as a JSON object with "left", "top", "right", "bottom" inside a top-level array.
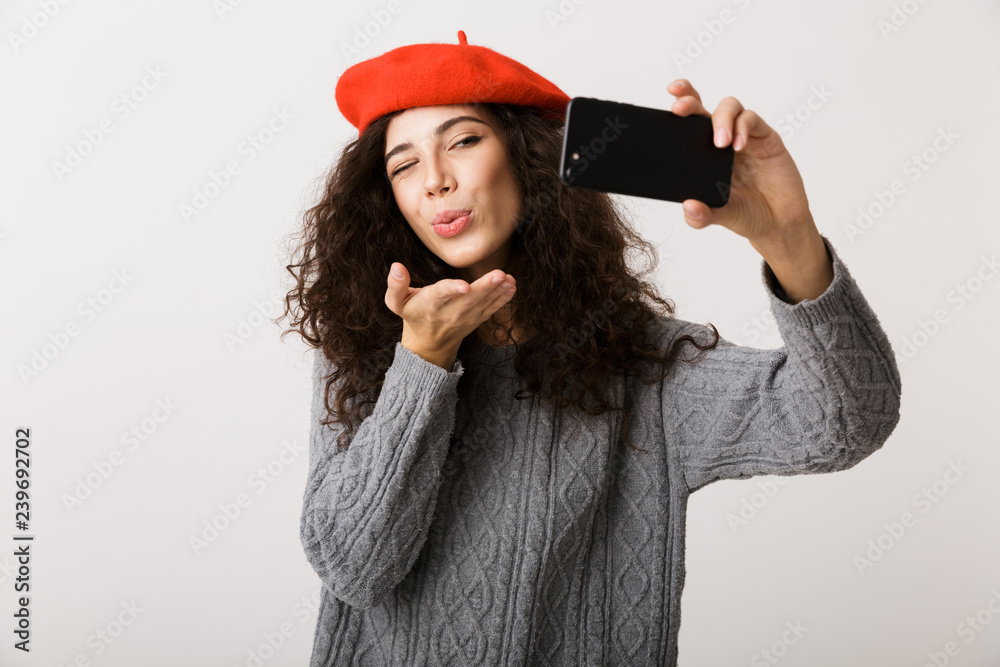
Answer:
[{"left": 277, "top": 102, "right": 719, "bottom": 452}]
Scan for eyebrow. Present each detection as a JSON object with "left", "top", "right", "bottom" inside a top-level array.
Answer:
[{"left": 384, "top": 116, "right": 490, "bottom": 168}]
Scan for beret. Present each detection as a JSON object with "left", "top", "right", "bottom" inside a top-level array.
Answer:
[{"left": 335, "top": 30, "right": 571, "bottom": 135}]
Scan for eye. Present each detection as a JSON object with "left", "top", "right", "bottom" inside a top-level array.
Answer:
[
  {"left": 390, "top": 162, "right": 412, "bottom": 178},
  {"left": 454, "top": 135, "right": 481, "bottom": 148},
  {"left": 389, "top": 136, "right": 482, "bottom": 178}
]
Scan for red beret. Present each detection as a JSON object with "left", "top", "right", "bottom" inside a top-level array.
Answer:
[{"left": 335, "top": 30, "right": 571, "bottom": 135}]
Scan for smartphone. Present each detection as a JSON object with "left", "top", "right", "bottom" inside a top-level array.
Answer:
[{"left": 559, "top": 96, "right": 734, "bottom": 207}]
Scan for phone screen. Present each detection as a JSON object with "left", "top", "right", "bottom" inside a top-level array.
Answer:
[{"left": 559, "top": 97, "right": 734, "bottom": 207}]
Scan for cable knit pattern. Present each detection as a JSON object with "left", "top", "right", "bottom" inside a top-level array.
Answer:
[{"left": 299, "top": 235, "right": 902, "bottom": 666}]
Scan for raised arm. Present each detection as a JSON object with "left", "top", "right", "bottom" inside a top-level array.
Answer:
[
  {"left": 299, "top": 342, "right": 463, "bottom": 608},
  {"left": 663, "top": 236, "right": 902, "bottom": 493}
]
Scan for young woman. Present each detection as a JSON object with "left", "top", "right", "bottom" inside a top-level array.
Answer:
[{"left": 281, "top": 30, "right": 902, "bottom": 666}]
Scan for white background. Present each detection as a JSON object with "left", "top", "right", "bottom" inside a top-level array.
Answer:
[{"left": 2, "top": 0, "right": 998, "bottom": 665}]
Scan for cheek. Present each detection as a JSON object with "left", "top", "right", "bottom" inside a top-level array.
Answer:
[
  {"left": 392, "top": 183, "right": 418, "bottom": 217},
  {"left": 482, "top": 156, "right": 519, "bottom": 201},
  {"left": 493, "top": 166, "right": 521, "bottom": 217},
  {"left": 388, "top": 187, "right": 423, "bottom": 237}
]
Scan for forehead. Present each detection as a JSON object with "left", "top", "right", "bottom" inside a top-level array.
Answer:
[{"left": 384, "top": 104, "right": 490, "bottom": 143}]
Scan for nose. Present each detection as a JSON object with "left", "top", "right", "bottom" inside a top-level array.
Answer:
[{"left": 422, "top": 154, "right": 455, "bottom": 198}]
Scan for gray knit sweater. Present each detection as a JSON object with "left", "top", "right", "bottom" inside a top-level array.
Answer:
[{"left": 299, "top": 235, "right": 902, "bottom": 666}]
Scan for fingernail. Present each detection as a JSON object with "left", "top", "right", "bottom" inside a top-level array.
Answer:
[
  {"left": 683, "top": 205, "right": 701, "bottom": 219},
  {"left": 733, "top": 133, "right": 744, "bottom": 151},
  {"left": 391, "top": 265, "right": 403, "bottom": 279},
  {"left": 715, "top": 128, "right": 729, "bottom": 148}
]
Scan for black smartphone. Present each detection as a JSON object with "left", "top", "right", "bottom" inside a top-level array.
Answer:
[{"left": 559, "top": 96, "right": 734, "bottom": 207}]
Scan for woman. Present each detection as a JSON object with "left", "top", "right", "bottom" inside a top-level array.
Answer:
[{"left": 281, "top": 30, "right": 902, "bottom": 666}]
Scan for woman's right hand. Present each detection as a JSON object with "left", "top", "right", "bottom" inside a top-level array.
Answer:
[{"left": 384, "top": 262, "right": 517, "bottom": 356}]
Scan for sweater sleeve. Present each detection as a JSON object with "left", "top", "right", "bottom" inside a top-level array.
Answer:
[
  {"left": 662, "top": 235, "right": 902, "bottom": 494},
  {"left": 299, "top": 342, "right": 464, "bottom": 609}
]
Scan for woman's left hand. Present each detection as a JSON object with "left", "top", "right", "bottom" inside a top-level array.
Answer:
[{"left": 668, "top": 79, "right": 814, "bottom": 245}]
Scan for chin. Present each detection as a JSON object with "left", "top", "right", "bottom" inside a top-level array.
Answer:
[{"left": 436, "top": 245, "right": 490, "bottom": 268}]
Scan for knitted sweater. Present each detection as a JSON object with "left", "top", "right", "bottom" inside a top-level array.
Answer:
[{"left": 299, "top": 235, "right": 902, "bottom": 666}]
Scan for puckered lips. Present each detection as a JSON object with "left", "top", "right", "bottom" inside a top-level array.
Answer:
[{"left": 432, "top": 208, "right": 473, "bottom": 237}]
